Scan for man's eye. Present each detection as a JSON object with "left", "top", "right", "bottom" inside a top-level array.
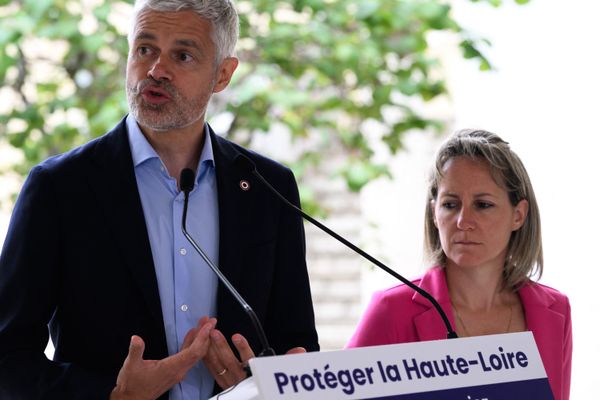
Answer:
[
  {"left": 138, "top": 46, "right": 151, "bottom": 56},
  {"left": 178, "top": 53, "right": 193, "bottom": 62}
]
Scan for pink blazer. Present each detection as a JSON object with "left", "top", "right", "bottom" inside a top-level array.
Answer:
[{"left": 346, "top": 266, "right": 572, "bottom": 400}]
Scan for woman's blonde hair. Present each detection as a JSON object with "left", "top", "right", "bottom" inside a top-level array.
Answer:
[{"left": 423, "top": 129, "right": 543, "bottom": 289}]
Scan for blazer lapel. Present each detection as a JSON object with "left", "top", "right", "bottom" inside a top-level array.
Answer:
[
  {"left": 210, "top": 128, "right": 255, "bottom": 290},
  {"left": 520, "top": 282, "right": 561, "bottom": 331},
  {"left": 519, "top": 283, "right": 563, "bottom": 365},
  {"left": 412, "top": 267, "right": 456, "bottom": 341},
  {"left": 87, "top": 119, "right": 164, "bottom": 325}
]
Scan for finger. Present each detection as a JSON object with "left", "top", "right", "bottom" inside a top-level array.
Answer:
[
  {"left": 203, "top": 330, "right": 230, "bottom": 389},
  {"left": 182, "top": 318, "right": 216, "bottom": 350},
  {"left": 126, "top": 335, "right": 145, "bottom": 364},
  {"left": 203, "top": 317, "right": 217, "bottom": 328},
  {"left": 180, "top": 319, "right": 214, "bottom": 362},
  {"left": 186, "top": 319, "right": 215, "bottom": 358},
  {"left": 203, "top": 333, "right": 221, "bottom": 366},
  {"left": 232, "top": 334, "right": 255, "bottom": 363},
  {"left": 160, "top": 326, "right": 213, "bottom": 388},
  {"left": 202, "top": 328, "right": 225, "bottom": 373},
  {"left": 211, "top": 329, "right": 242, "bottom": 370},
  {"left": 182, "top": 326, "right": 200, "bottom": 350},
  {"left": 208, "top": 329, "right": 247, "bottom": 386},
  {"left": 285, "top": 347, "right": 307, "bottom": 355}
]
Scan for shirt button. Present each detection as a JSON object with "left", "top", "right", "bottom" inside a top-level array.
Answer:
[
  {"left": 179, "top": 248, "right": 187, "bottom": 256},
  {"left": 180, "top": 304, "right": 189, "bottom": 312}
]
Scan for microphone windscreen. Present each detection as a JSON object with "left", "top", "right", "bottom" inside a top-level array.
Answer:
[
  {"left": 234, "top": 154, "right": 257, "bottom": 173},
  {"left": 180, "top": 168, "right": 196, "bottom": 193}
]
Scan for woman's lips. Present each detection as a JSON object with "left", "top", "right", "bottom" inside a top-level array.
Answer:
[{"left": 454, "top": 240, "right": 480, "bottom": 245}]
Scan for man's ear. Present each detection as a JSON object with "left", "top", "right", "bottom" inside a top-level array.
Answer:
[{"left": 213, "top": 57, "right": 239, "bottom": 93}]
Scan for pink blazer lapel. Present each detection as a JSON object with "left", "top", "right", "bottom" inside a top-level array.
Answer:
[
  {"left": 414, "top": 308, "right": 453, "bottom": 341},
  {"left": 519, "top": 283, "right": 565, "bottom": 378},
  {"left": 412, "top": 267, "right": 456, "bottom": 341},
  {"left": 521, "top": 283, "right": 562, "bottom": 335},
  {"left": 410, "top": 271, "right": 569, "bottom": 399}
]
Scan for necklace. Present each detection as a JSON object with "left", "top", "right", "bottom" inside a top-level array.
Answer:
[{"left": 452, "top": 303, "right": 513, "bottom": 337}]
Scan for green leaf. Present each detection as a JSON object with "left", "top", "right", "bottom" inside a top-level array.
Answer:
[
  {"left": 36, "top": 82, "right": 59, "bottom": 94},
  {"left": 0, "top": 0, "right": 530, "bottom": 206},
  {"left": 82, "top": 34, "right": 106, "bottom": 53},
  {"left": 0, "top": 50, "right": 16, "bottom": 83},
  {"left": 356, "top": 0, "right": 381, "bottom": 19},
  {"left": 0, "top": 29, "right": 17, "bottom": 46},
  {"left": 4, "top": 13, "right": 36, "bottom": 35},
  {"left": 55, "top": 19, "right": 80, "bottom": 37},
  {"left": 416, "top": 2, "right": 450, "bottom": 21},
  {"left": 268, "top": 89, "right": 311, "bottom": 108},
  {"left": 342, "top": 160, "right": 390, "bottom": 192},
  {"left": 25, "top": 0, "right": 54, "bottom": 20},
  {"left": 93, "top": 3, "right": 112, "bottom": 21},
  {"left": 461, "top": 39, "right": 482, "bottom": 59}
]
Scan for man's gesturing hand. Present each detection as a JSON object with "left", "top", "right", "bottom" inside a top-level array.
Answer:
[{"left": 110, "top": 318, "right": 216, "bottom": 400}]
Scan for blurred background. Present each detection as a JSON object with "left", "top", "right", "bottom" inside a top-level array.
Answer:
[{"left": 1, "top": 0, "right": 598, "bottom": 398}]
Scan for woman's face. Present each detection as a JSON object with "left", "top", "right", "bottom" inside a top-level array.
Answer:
[{"left": 432, "top": 156, "right": 528, "bottom": 272}]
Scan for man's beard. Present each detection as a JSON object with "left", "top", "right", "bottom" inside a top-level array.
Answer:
[{"left": 126, "top": 79, "right": 206, "bottom": 132}]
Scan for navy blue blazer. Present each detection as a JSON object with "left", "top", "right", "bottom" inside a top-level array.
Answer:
[{"left": 0, "top": 117, "right": 319, "bottom": 399}]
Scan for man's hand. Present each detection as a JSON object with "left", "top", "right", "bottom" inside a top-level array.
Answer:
[
  {"left": 203, "top": 328, "right": 253, "bottom": 389},
  {"left": 202, "top": 321, "right": 306, "bottom": 390},
  {"left": 110, "top": 318, "right": 216, "bottom": 400}
]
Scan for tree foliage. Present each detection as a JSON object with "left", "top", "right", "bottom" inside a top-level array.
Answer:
[{"left": 0, "top": 0, "right": 528, "bottom": 208}]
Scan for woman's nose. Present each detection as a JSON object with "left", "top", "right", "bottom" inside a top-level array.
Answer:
[{"left": 456, "top": 207, "right": 475, "bottom": 231}]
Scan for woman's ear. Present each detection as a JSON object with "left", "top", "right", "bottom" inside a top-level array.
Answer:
[
  {"left": 512, "top": 199, "right": 529, "bottom": 231},
  {"left": 430, "top": 200, "right": 438, "bottom": 228}
]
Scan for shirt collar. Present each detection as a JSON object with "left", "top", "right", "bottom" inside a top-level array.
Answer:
[{"left": 126, "top": 114, "right": 215, "bottom": 179}]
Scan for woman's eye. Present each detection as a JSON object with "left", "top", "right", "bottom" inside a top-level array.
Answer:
[
  {"left": 441, "top": 202, "right": 456, "bottom": 210},
  {"left": 476, "top": 201, "right": 493, "bottom": 209}
]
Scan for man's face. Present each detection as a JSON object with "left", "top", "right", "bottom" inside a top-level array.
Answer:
[{"left": 126, "top": 9, "right": 237, "bottom": 133}]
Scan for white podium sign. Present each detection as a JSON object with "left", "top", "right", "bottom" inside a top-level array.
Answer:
[{"left": 247, "top": 332, "right": 553, "bottom": 400}]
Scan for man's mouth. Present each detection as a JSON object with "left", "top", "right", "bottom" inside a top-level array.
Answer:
[{"left": 141, "top": 86, "right": 171, "bottom": 104}]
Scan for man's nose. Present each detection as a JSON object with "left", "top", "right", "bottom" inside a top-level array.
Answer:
[{"left": 147, "top": 55, "right": 173, "bottom": 81}]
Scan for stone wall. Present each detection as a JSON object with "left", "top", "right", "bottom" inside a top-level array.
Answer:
[{"left": 302, "top": 164, "right": 365, "bottom": 351}]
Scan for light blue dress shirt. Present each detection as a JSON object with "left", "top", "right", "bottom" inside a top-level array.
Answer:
[{"left": 127, "top": 115, "right": 219, "bottom": 400}]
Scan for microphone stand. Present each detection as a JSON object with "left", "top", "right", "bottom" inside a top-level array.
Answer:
[
  {"left": 180, "top": 168, "right": 276, "bottom": 357},
  {"left": 234, "top": 155, "right": 458, "bottom": 339}
]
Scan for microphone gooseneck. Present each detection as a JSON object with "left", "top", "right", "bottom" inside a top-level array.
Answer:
[
  {"left": 233, "top": 155, "right": 458, "bottom": 340},
  {"left": 179, "top": 168, "right": 276, "bottom": 357}
]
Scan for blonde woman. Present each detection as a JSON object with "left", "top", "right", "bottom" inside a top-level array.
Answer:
[{"left": 347, "top": 129, "right": 572, "bottom": 400}]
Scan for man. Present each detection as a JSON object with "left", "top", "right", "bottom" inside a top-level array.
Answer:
[{"left": 0, "top": 0, "right": 319, "bottom": 399}]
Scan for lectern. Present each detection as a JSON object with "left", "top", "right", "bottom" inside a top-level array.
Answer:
[{"left": 211, "top": 331, "right": 553, "bottom": 400}]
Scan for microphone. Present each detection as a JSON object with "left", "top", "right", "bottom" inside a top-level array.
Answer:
[
  {"left": 234, "top": 155, "right": 458, "bottom": 339},
  {"left": 179, "top": 168, "right": 276, "bottom": 357}
]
